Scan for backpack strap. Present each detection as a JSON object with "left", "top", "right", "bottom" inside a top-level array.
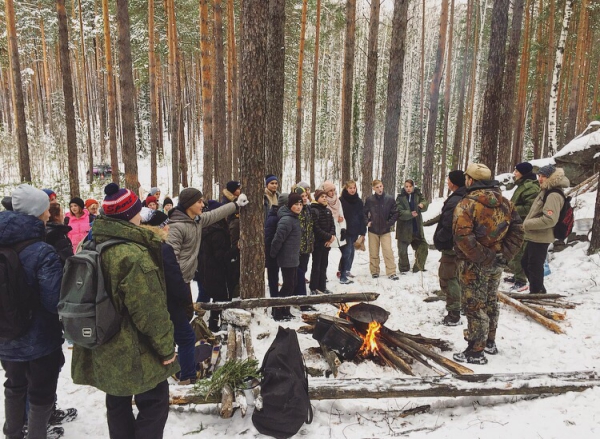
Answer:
[
  {"left": 12, "top": 238, "right": 42, "bottom": 254},
  {"left": 542, "top": 188, "right": 565, "bottom": 204},
  {"left": 93, "top": 238, "right": 128, "bottom": 254}
]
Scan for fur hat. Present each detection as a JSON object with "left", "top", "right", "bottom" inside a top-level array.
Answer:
[
  {"left": 538, "top": 164, "right": 556, "bottom": 178},
  {"left": 85, "top": 198, "right": 99, "bottom": 209},
  {"left": 69, "top": 197, "right": 85, "bottom": 211},
  {"left": 102, "top": 183, "right": 142, "bottom": 221},
  {"left": 448, "top": 170, "right": 466, "bottom": 188},
  {"left": 265, "top": 174, "right": 278, "bottom": 185},
  {"left": 226, "top": 180, "right": 241, "bottom": 193},
  {"left": 314, "top": 189, "right": 326, "bottom": 201},
  {"left": 178, "top": 188, "right": 203, "bottom": 210},
  {"left": 515, "top": 162, "right": 533, "bottom": 175},
  {"left": 277, "top": 193, "right": 289, "bottom": 207},
  {"left": 287, "top": 193, "right": 303, "bottom": 208},
  {"left": 465, "top": 163, "right": 492, "bottom": 181},
  {"left": 12, "top": 184, "right": 50, "bottom": 218}
]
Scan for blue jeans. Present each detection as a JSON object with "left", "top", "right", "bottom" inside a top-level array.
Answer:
[
  {"left": 339, "top": 235, "right": 357, "bottom": 280},
  {"left": 171, "top": 311, "right": 196, "bottom": 381}
]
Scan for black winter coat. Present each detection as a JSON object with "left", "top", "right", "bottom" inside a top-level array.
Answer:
[
  {"left": 364, "top": 192, "right": 399, "bottom": 235},
  {"left": 197, "top": 220, "right": 233, "bottom": 301},
  {"left": 45, "top": 222, "right": 74, "bottom": 265},
  {"left": 311, "top": 202, "right": 335, "bottom": 244},
  {"left": 161, "top": 242, "right": 192, "bottom": 322},
  {"left": 264, "top": 205, "right": 281, "bottom": 260},
  {"left": 340, "top": 189, "right": 366, "bottom": 238},
  {"left": 270, "top": 207, "right": 301, "bottom": 268},
  {"left": 433, "top": 186, "right": 467, "bottom": 251}
]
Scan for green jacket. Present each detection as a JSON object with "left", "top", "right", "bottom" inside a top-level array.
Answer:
[
  {"left": 395, "top": 188, "right": 429, "bottom": 242},
  {"left": 71, "top": 216, "right": 179, "bottom": 396},
  {"left": 509, "top": 173, "right": 540, "bottom": 220}
]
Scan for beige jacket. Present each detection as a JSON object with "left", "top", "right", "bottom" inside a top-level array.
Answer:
[{"left": 523, "top": 168, "right": 570, "bottom": 243}]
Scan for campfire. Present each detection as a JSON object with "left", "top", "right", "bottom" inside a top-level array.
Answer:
[{"left": 304, "top": 302, "right": 473, "bottom": 377}]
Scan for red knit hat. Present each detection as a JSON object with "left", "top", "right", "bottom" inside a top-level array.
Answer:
[
  {"left": 102, "top": 183, "right": 142, "bottom": 221},
  {"left": 145, "top": 195, "right": 158, "bottom": 206},
  {"left": 85, "top": 198, "right": 99, "bottom": 209}
]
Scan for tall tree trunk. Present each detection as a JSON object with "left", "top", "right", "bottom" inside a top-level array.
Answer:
[
  {"left": 423, "top": 0, "right": 449, "bottom": 200},
  {"left": 115, "top": 0, "right": 138, "bottom": 192},
  {"left": 103, "top": 0, "right": 119, "bottom": 184},
  {"left": 176, "top": 42, "right": 188, "bottom": 189},
  {"left": 39, "top": 11, "right": 53, "bottom": 134},
  {"left": 294, "top": 0, "right": 308, "bottom": 183},
  {"left": 5, "top": 0, "right": 31, "bottom": 183},
  {"left": 239, "top": 0, "right": 268, "bottom": 299},
  {"left": 419, "top": 0, "right": 426, "bottom": 177},
  {"left": 309, "top": 0, "right": 322, "bottom": 191},
  {"left": 565, "top": 0, "right": 588, "bottom": 143},
  {"left": 361, "top": 0, "right": 380, "bottom": 200},
  {"left": 227, "top": 0, "right": 239, "bottom": 175},
  {"left": 530, "top": 0, "right": 545, "bottom": 159},
  {"left": 94, "top": 13, "right": 107, "bottom": 163},
  {"left": 451, "top": 0, "right": 473, "bottom": 170},
  {"left": 381, "top": 0, "right": 409, "bottom": 194},
  {"left": 439, "top": 0, "right": 455, "bottom": 197},
  {"left": 166, "top": 0, "right": 180, "bottom": 196},
  {"left": 200, "top": 0, "right": 214, "bottom": 200},
  {"left": 575, "top": 5, "right": 591, "bottom": 134},
  {"left": 479, "top": 0, "right": 510, "bottom": 173},
  {"left": 214, "top": 0, "right": 229, "bottom": 190},
  {"left": 497, "top": 0, "right": 525, "bottom": 173},
  {"left": 588, "top": 175, "right": 600, "bottom": 255},
  {"left": 340, "top": 0, "right": 357, "bottom": 184},
  {"left": 149, "top": 0, "right": 159, "bottom": 188},
  {"left": 78, "top": 0, "right": 94, "bottom": 185}
]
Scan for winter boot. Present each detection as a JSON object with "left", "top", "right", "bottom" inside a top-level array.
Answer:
[
  {"left": 27, "top": 402, "right": 54, "bottom": 439},
  {"left": 442, "top": 311, "right": 462, "bottom": 326},
  {"left": 49, "top": 404, "right": 78, "bottom": 426},
  {"left": 484, "top": 340, "right": 499, "bottom": 355},
  {"left": 509, "top": 281, "right": 528, "bottom": 292},
  {"left": 453, "top": 346, "right": 488, "bottom": 365},
  {"left": 46, "top": 426, "right": 65, "bottom": 439}
]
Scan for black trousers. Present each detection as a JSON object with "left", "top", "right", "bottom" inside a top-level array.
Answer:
[
  {"left": 106, "top": 380, "right": 169, "bottom": 439},
  {"left": 521, "top": 241, "right": 549, "bottom": 294},
  {"left": 2, "top": 348, "right": 64, "bottom": 439},
  {"left": 279, "top": 266, "right": 298, "bottom": 298},
  {"left": 310, "top": 244, "right": 330, "bottom": 292}
]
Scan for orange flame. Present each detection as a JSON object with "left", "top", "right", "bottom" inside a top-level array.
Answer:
[{"left": 360, "top": 321, "right": 381, "bottom": 356}]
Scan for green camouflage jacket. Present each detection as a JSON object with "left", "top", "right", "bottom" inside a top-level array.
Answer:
[
  {"left": 510, "top": 173, "right": 540, "bottom": 220},
  {"left": 299, "top": 204, "right": 314, "bottom": 254},
  {"left": 453, "top": 181, "right": 524, "bottom": 265},
  {"left": 71, "top": 216, "right": 179, "bottom": 396},
  {"left": 395, "top": 187, "right": 429, "bottom": 241}
]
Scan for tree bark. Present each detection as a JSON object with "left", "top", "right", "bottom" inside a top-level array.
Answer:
[
  {"left": 439, "top": 0, "right": 455, "bottom": 197},
  {"left": 200, "top": 0, "right": 214, "bottom": 200},
  {"left": 588, "top": 173, "right": 600, "bottom": 255},
  {"left": 77, "top": 0, "right": 94, "bottom": 185},
  {"left": 565, "top": 0, "right": 588, "bottom": 144},
  {"left": 227, "top": 0, "right": 239, "bottom": 175},
  {"left": 214, "top": 0, "right": 229, "bottom": 190},
  {"left": 5, "top": 0, "right": 32, "bottom": 183},
  {"left": 361, "top": 0, "right": 381, "bottom": 200},
  {"left": 199, "top": 292, "right": 380, "bottom": 310},
  {"left": 148, "top": 0, "right": 158, "bottom": 188},
  {"left": 56, "top": 0, "right": 79, "bottom": 196},
  {"left": 340, "top": 0, "right": 357, "bottom": 184},
  {"left": 102, "top": 0, "right": 119, "bottom": 184},
  {"left": 239, "top": 0, "right": 268, "bottom": 299},
  {"left": 423, "top": 0, "right": 449, "bottom": 200},
  {"left": 309, "top": 0, "right": 322, "bottom": 191},
  {"left": 294, "top": 0, "right": 308, "bottom": 183},
  {"left": 381, "top": 0, "right": 409, "bottom": 194},
  {"left": 497, "top": 292, "right": 564, "bottom": 334}
]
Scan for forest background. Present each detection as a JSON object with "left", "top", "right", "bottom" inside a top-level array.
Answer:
[{"left": 2, "top": 0, "right": 600, "bottom": 298}]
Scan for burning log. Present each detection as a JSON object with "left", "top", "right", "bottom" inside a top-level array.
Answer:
[
  {"left": 318, "top": 342, "right": 341, "bottom": 377},
  {"left": 198, "top": 292, "right": 380, "bottom": 311},
  {"left": 377, "top": 341, "right": 414, "bottom": 376},
  {"left": 498, "top": 292, "right": 564, "bottom": 334},
  {"left": 170, "top": 371, "right": 600, "bottom": 404}
]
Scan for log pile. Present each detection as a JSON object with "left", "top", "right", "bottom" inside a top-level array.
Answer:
[{"left": 498, "top": 292, "right": 578, "bottom": 334}]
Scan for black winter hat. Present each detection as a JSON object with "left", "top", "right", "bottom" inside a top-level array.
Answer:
[
  {"left": 287, "top": 193, "right": 303, "bottom": 208},
  {"left": 163, "top": 197, "right": 173, "bottom": 207},
  {"left": 515, "top": 162, "right": 533, "bottom": 175},
  {"left": 448, "top": 170, "right": 466, "bottom": 188},
  {"left": 226, "top": 180, "right": 241, "bottom": 193},
  {"left": 178, "top": 188, "right": 203, "bottom": 210},
  {"left": 69, "top": 197, "right": 85, "bottom": 211}
]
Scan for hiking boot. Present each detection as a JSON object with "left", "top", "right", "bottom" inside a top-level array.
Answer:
[
  {"left": 339, "top": 277, "right": 354, "bottom": 284},
  {"left": 388, "top": 274, "right": 399, "bottom": 281},
  {"left": 484, "top": 340, "right": 498, "bottom": 355},
  {"left": 503, "top": 275, "right": 515, "bottom": 283},
  {"left": 300, "top": 305, "right": 317, "bottom": 312},
  {"left": 49, "top": 406, "right": 78, "bottom": 425},
  {"left": 346, "top": 272, "right": 355, "bottom": 278},
  {"left": 179, "top": 377, "right": 197, "bottom": 386},
  {"left": 510, "top": 281, "right": 528, "bottom": 292},
  {"left": 442, "top": 312, "right": 461, "bottom": 326},
  {"left": 323, "top": 289, "right": 334, "bottom": 295},
  {"left": 48, "top": 426, "right": 65, "bottom": 439},
  {"left": 371, "top": 274, "right": 379, "bottom": 279},
  {"left": 309, "top": 289, "right": 321, "bottom": 295},
  {"left": 453, "top": 347, "right": 488, "bottom": 365}
]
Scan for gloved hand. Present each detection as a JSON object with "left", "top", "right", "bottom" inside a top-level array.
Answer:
[
  {"left": 494, "top": 253, "right": 509, "bottom": 269},
  {"left": 236, "top": 193, "right": 249, "bottom": 207}
]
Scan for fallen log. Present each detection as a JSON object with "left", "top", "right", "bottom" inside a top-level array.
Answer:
[
  {"left": 377, "top": 341, "right": 414, "bottom": 376},
  {"left": 319, "top": 342, "right": 341, "bottom": 378},
  {"left": 199, "top": 292, "right": 380, "bottom": 311},
  {"left": 378, "top": 333, "right": 445, "bottom": 376},
  {"left": 506, "top": 293, "right": 565, "bottom": 300},
  {"left": 526, "top": 304, "right": 566, "bottom": 321},
  {"left": 498, "top": 292, "right": 564, "bottom": 334},
  {"left": 170, "top": 371, "right": 600, "bottom": 404},
  {"left": 521, "top": 299, "right": 576, "bottom": 309}
]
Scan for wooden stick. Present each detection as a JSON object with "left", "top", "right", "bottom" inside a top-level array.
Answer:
[
  {"left": 171, "top": 371, "right": 600, "bottom": 404},
  {"left": 506, "top": 293, "right": 566, "bottom": 300},
  {"left": 498, "top": 292, "right": 564, "bottom": 334},
  {"left": 379, "top": 333, "right": 446, "bottom": 376},
  {"left": 242, "top": 327, "right": 256, "bottom": 360},
  {"left": 226, "top": 324, "right": 236, "bottom": 361},
  {"left": 234, "top": 326, "right": 243, "bottom": 360},
  {"left": 527, "top": 304, "right": 566, "bottom": 321},
  {"left": 521, "top": 299, "right": 576, "bottom": 309},
  {"left": 377, "top": 341, "right": 414, "bottom": 376},
  {"left": 318, "top": 342, "right": 341, "bottom": 377},
  {"left": 198, "top": 292, "right": 380, "bottom": 310}
]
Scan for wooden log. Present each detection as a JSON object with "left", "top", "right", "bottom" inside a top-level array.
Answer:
[
  {"left": 400, "top": 405, "right": 430, "bottom": 418},
  {"left": 498, "top": 292, "right": 564, "bottom": 334},
  {"left": 506, "top": 293, "right": 566, "bottom": 300},
  {"left": 242, "top": 327, "right": 256, "bottom": 360},
  {"left": 171, "top": 371, "right": 600, "bottom": 404},
  {"left": 521, "top": 299, "right": 576, "bottom": 309},
  {"left": 377, "top": 341, "right": 414, "bottom": 376},
  {"left": 381, "top": 329, "right": 474, "bottom": 375},
  {"left": 234, "top": 327, "right": 243, "bottom": 359},
  {"left": 301, "top": 313, "right": 319, "bottom": 324},
  {"left": 527, "top": 304, "right": 566, "bottom": 321},
  {"left": 379, "top": 333, "right": 445, "bottom": 376},
  {"left": 198, "top": 292, "right": 380, "bottom": 310},
  {"left": 296, "top": 325, "right": 315, "bottom": 334},
  {"left": 390, "top": 329, "right": 452, "bottom": 352},
  {"left": 219, "top": 384, "right": 234, "bottom": 418},
  {"left": 226, "top": 325, "right": 236, "bottom": 361},
  {"left": 318, "top": 342, "right": 341, "bottom": 377}
]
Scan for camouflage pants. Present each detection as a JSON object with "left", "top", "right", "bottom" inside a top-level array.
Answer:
[
  {"left": 507, "top": 241, "right": 528, "bottom": 283},
  {"left": 458, "top": 260, "right": 503, "bottom": 351},
  {"left": 439, "top": 250, "right": 461, "bottom": 313}
]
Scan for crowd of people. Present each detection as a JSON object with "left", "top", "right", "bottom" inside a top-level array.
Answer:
[{"left": 0, "top": 161, "right": 569, "bottom": 438}]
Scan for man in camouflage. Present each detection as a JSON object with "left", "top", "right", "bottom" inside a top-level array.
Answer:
[{"left": 452, "top": 163, "right": 524, "bottom": 365}]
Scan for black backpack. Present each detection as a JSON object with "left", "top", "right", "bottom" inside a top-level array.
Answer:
[
  {"left": 0, "top": 239, "right": 40, "bottom": 341},
  {"left": 543, "top": 189, "right": 574, "bottom": 240},
  {"left": 252, "top": 327, "right": 313, "bottom": 439}
]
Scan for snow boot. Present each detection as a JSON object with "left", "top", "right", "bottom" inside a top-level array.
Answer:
[
  {"left": 510, "top": 281, "right": 528, "bottom": 292},
  {"left": 47, "top": 426, "right": 65, "bottom": 439},
  {"left": 442, "top": 311, "right": 461, "bottom": 326},
  {"left": 49, "top": 404, "right": 78, "bottom": 425},
  {"left": 503, "top": 275, "right": 515, "bottom": 283},
  {"left": 453, "top": 346, "right": 488, "bottom": 365},
  {"left": 484, "top": 340, "right": 498, "bottom": 355}
]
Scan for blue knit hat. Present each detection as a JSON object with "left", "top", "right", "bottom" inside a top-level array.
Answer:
[
  {"left": 538, "top": 165, "right": 556, "bottom": 178},
  {"left": 265, "top": 174, "right": 278, "bottom": 185}
]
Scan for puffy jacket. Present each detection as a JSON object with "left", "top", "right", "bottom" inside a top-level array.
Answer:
[
  {"left": 434, "top": 186, "right": 467, "bottom": 251},
  {"left": 396, "top": 187, "right": 429, "bottom": 241},
  {"left": 311, "top": 202, "right": 335, "bottom": 244},
  {"left": 72, "top": 216, "right": 179, "bottom": 396},
  {"left": 364, "top": 192, "right": 398, "bottom": 235},
  {"left": 524, "top": 168, "right": 570, "bottom": 244},
  {"left": 65, "top": 209, "right": 90, "bottom": 253},
  {"left": 197, "top": 220, "right": 233, "bottom": 302},
  {"left": 270, "top": 207, "right": 301, "bottom": 268},
  {"left": 299, "top": 204, "right": 314, "bottom": 255},
  {"left": 45, "top": 222, "right": 74, "bottom": 265},
  {"left": 167, "top": 203, "right": 236, "bottom": 283},
  {"left": 340, "top": 189, "right": 366, "bottom": 238},
  {"left": 0, "top": 211, "right": 64, "bottom": 362},
  {"left": 453, "top": 180, "right": 524, "bottom": 265},
  {"left": 510, "top": 172, "right": 540, "bottom": 220}
]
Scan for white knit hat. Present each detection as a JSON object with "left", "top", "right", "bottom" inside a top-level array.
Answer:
[{"left": 11, "top": 184, "right": 50, "bottom": 218}]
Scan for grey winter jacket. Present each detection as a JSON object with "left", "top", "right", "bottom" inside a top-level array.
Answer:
[
  {"left": 270, "top": 207, "right": 301, "bottom": 268},
  {"left": 523, "top": 168, "right": 570, "bottom": 244},
  {"left": 167, "top": 203, "right": 237, "bottom": 282},
  {"left": 364, "top": 192, "right": 399, "bottom": 235}
]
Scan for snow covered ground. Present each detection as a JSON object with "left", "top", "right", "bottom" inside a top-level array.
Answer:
[{"left": 4, "top": 192, "right": 598, "bottom": 438}]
